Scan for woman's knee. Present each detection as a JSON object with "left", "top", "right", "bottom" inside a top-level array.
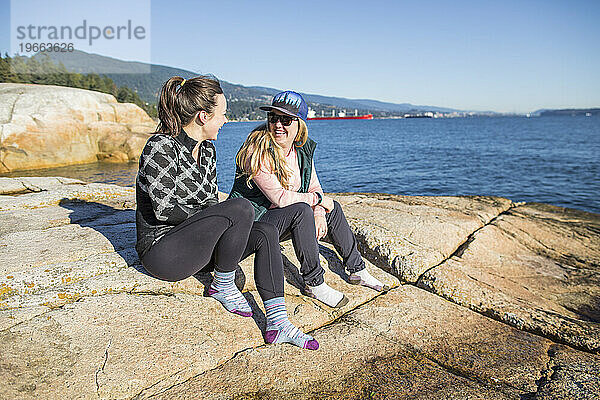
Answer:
[
  {"left": 329, "top": 200, "right": 343, "bottom": 216},
  {"left": 226, "top": 197, "right": 255, "bottom": 222},
  {"left": 287, "top": 202, "right": 313, "bottom": 218},
  {"left": 252, "top": 221, "right": 280, "bottom": 244},
  {"left": 327, "top": 200, "right": 346, "bottom": 226}
]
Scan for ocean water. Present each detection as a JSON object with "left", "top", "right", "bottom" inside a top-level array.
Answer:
[{"left": 4, "top": 116, "right": 599, "bottom": 214}]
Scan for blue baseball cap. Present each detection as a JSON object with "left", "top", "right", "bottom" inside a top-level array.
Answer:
[{"left": 260, "top": 91, "right": 308, "bottom": 121}]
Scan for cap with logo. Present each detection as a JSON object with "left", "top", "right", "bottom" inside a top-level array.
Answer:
[{"left": 259, "top": 90, "right": 308, "bottom": 121}]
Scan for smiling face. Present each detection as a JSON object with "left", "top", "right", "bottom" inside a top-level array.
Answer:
[
  {"left": 269, "top": 110, "right": 299, "bottom": 152},
  {"left": 201, "top": 93, "right": 228, "bottom": 140}
]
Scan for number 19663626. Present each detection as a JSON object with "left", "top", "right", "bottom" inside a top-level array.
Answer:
[{"left": 19, "top": 43, "right": 74, "bottom": 53}]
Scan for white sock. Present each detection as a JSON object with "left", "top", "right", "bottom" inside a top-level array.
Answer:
[
  {"left": 307, "top": 282, "right": 347, "bottom": 308},
  {"left": 353, "top": 268, "right": 386, "bottom": 290}
]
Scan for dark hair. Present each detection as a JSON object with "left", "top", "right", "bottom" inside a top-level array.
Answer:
[{"left": 155, "top": 75, "right": 224, "bottom": 135}]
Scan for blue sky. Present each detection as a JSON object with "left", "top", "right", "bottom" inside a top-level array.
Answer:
[{"left": 1, "top": 0, "right": 599, "bottom": 113}]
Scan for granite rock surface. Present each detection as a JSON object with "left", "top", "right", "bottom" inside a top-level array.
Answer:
[
  {"left": 0, "top": 83, "right": 154, "bottom": 172},
  {"left": 0, "top": 178, "right": 598, "bottom": 399}
]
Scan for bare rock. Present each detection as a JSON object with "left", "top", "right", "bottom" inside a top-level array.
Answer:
[
  {"left": 0, "top": 83, "right": 154, "bottom": 172},
  {"left": 0, "top": 177, "right": 597, "bottom": 399},
  {"left": 154, "top": 286, "right": 599, "bottom": 400},
  {"left": 97, "top": 129, "right": 150, "bottom": 163},
  {"left": 0, "top": 177, "right": 399, "bottom": 399},
  {"left": 535, "top": 344, "right": 600, "bottom": 399},
  {"left": 0, "top": 177, "right": 33, "bottom": 195},
  {"left": 334, "top": 193, "right": 513, "bottom": 283},
  {"left": 417, "top": 203, "right": 600, "bottom": 352}
]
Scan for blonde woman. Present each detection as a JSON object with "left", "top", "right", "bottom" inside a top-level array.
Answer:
[
  {"left": 230, "top": 91, "right": 388, "bottom": 308},
  {"left": 137, "top": 79, "right": 318, "bottom": 350}
]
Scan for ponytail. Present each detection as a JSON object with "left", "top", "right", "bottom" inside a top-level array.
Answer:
[{"left": 155, "top": 75, "right": 223, "bottom": 136}]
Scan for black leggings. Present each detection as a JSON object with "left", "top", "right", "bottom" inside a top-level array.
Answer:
[
  {"left": 259, "top": 201, "right": 365, "bottom": 286},
  {"left": 238, "top": 221, "right": 285, "bottom": 300},
  {"left": 141, "top": 198, "right": 284, "bottom": 301}
]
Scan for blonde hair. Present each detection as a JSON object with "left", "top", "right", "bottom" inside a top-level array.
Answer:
[{"left": 236, "top": 118, "right": 308, "bottom": 189}]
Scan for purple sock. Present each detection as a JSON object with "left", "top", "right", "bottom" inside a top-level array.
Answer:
[
  {"left": 264, "top": 297, "right": 319, "bottom": 350},
  {"left": 210, "top": 269, "right": 252, "bottom": 317}
]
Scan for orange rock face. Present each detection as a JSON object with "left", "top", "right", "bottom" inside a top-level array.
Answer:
[{"left": 0, "top": 83, "right": 155, "bottom": 172}]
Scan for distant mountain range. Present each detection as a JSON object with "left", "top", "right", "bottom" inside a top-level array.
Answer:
[{"left": 42, "top": 50, "right": 460, "bottom": 118}]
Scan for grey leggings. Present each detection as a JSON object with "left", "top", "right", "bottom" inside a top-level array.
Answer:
[
  {"left": 259, "top": 200, "right": 365, "bottom": 286},
  {"left": 141, "top": 198, "right": 285, "bottom": 301}
]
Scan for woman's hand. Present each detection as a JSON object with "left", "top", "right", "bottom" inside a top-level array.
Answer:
[
  {"left": 320, "top": 195, "right": 335, "bottom": 213},
  {"left": 314, "top": 214, "right": 328, "bottom": 240}
]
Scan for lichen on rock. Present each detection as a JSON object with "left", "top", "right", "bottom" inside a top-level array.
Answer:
[{"left": 0, "top": 177, "right": 598, "bottom": 399}]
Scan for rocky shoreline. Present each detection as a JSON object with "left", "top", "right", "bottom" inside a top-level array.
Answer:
[
  {"left": 0, "top": 177, "right": 598, "bottom": 399},
  {"left": 0, "top": 83, "right": 154, "bottom": 172}
]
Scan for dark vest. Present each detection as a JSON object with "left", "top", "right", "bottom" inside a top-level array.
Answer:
[{"left": 229, "top": 138, "right": 317, "bottom": 220}]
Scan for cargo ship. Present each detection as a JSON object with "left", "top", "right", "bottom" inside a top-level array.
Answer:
[{"left": 307, "top": 108, "right": 373, "bottom": 120}]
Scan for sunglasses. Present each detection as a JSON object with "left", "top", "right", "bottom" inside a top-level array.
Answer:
[{"left": 268, "top": 113, "right": 297, "bottom": 126}]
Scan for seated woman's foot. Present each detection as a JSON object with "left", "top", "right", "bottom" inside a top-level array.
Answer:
[
  {"left": 305, "top": 281, "right": 349, "bottom": 308},
  {"left": 208, "top": 287, "right": 253, "bottom": 317},
  {"left": 264, "top": 326, "right": 319, "bottom": 350},
  {"left": 348, "top": 268, "right": 390, "bottom": 292},
  {"left": 264, "top": 298, "right": 319, "bottom": 350},
  {"left": 209, "top": 270, "right": 252, "bottom": 317}
]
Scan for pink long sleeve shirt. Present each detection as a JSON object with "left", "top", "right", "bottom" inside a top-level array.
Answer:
[{"left": 250, "top": 147, "right": 326, "bottom": 217}]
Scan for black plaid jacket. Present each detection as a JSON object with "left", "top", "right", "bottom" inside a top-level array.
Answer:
[{"left": 135, "top": 130, "right": 219, "bottom": 258}]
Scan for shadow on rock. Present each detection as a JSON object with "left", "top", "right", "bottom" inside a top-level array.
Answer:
[
  {"left": 318, "top": 243, "right": 350, "bottom": 283},
  {"left": 59, "top": 198, "right": 151, "bottom": 276},
  {"left": 282, "top": 253, "right": 306, "bottom": 292},
  {"left": 60, "top": 198, "right": 268, "bottom": 334},
  {"left": 193, "top": 268, "right": 266, "bottom": 333},
  {"left": 560, "top": 296, "right": 600, "bottom": 323},
  {"left": 280, "top": 240, "right": 350, "bottom": 292},
  {"left": 245, "top": 291, "right": 267, "bottom": 334}
]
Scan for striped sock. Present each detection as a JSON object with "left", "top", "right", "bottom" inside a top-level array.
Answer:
[
  {"left": 264, "top": 297, "right": 319, "bottom": 350},
  {"left": 209, "top": 269, "right": 252, "bottom": 317}
]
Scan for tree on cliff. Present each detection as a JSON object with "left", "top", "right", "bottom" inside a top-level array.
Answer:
[{"left": 0, "top": 53, "right": 157, "bottom": 118}]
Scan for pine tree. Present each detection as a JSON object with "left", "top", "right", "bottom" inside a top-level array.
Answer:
[{"left": 0, "top": 54, "right": 157, "bottom": 118}]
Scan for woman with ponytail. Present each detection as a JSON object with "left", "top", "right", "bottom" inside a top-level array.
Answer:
[
  {"left": 136, "top": 77, "right": 318, "bottom": 350},
  {"left": 230, "top": 91, "right": 389, "bottom": 309}
]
